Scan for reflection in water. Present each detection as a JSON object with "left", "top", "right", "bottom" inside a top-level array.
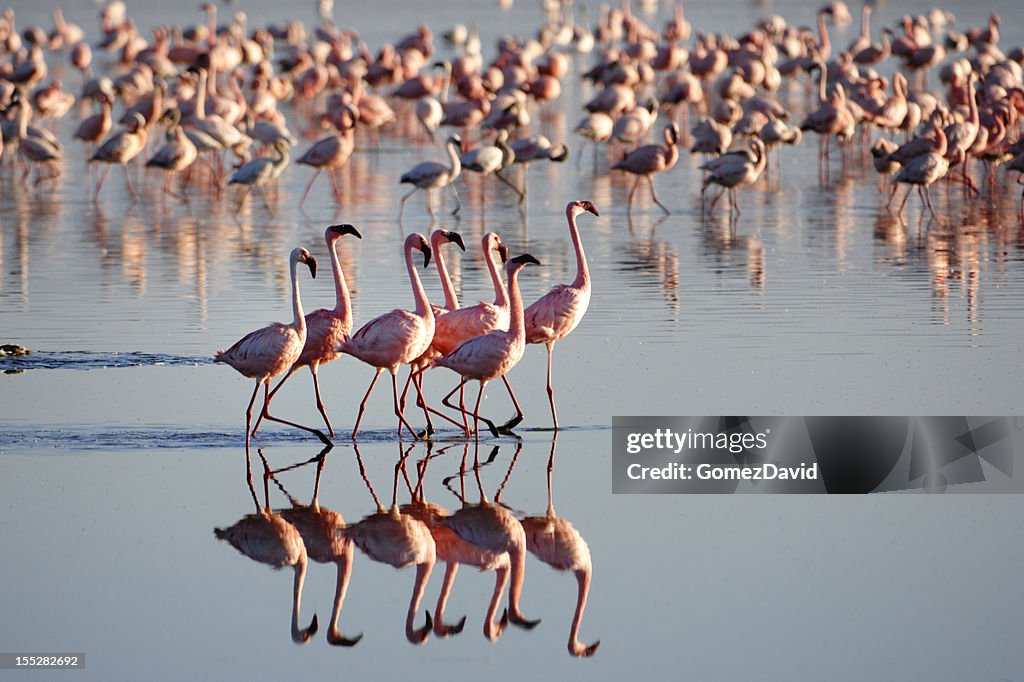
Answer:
[
  {"left": 441, "top": 441, "right": 540, "bottom": 632},
  {"left": 400, "top": 443, "right": 511, "bottom": 641},
  {"left": 271, "top": 449, "right": 362, "bottom": 646},
  {"left": 699, "top": 213, "right": 766, "bottom": 292},
  {"left": 521, "top": 436, "right": 600, "bottom": 657},
  {"left": 343, "top": 443, "right": 435, "bottom": 644},
  {"left": 213, "top": 450, "right": 319, "bottom": 644}
]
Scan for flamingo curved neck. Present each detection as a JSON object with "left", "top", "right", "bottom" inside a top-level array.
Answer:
[
  {"left": 485, "top": 244, "right": 509, "bottom": 309},
  {"left": 569, "top": 567, "right": 593, "bottom": 655},
  {"left": 290, "top": 556, "right": 316, "bottom": 643},
  {"left": 484, "top": 565, "right": 510, "bottom": 640},
  {"left": 446, "top": 139, "right": 462, "bottom": 179},
  {"left": 507, "top": 264, "right": 527, "bottom": 341},
  {"left": 405, "top": 243, "right": 432, "bottom": 318},
  {"left": 405, "top": 561, "right": 433, "bottom": 644},
  {"left": 196, "top": 69, "right": 208, "bottom": 119},
  {"left": 566, "top": 208, "right": 590, "bottom": 291},
  {"left": 329, "top": 238, "right": 353, "bottom": 326},
  {"left": 327, "top": 551, "right": 359, "bottom": 645},
  {"left": 432, "top": 235, "right": 460, "bottom": 311},
  {"left": 289, "top": 256, "right": 306, "bottom": 335}
]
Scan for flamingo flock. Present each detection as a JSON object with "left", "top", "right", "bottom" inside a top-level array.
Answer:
[{"left": 217, "top": 200, "right": 598, "bottom": 444}]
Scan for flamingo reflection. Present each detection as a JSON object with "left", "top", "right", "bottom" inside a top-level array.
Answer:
[
  {"left": 521, "top": 436, "right": 600, "bottom": 657},
  {"left": 213, "top": 450, "right": 319, "bottom": 644},
  {"left": 342, "top": 444, "right": 435, "bottom": 644}
]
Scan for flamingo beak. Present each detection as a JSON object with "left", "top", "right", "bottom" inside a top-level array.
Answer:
[
  {"left": 497, "top": 243, "right": 509, "bottom": 263},
  {"left": 571, "top": 639, "right": 601, "bottom": 657},
  {"left": 329, "top": 223, "right": 362, "bottom": 239},
  {"left": 510, "top": 253, "right": 540, "bottom": 267},
  {"left": 584, "top": 201, "right": 599, "bottom": 216},
  {"left": 434, "top": 615, "right": 467, "bottom": 638},
  {"left": 509, "top": 611, "right": 540, "bottom": 630},
  {"left": 422, "top": 245, "right": 432, "bottom": 267},
  {"left": 407, "top": 610, "right": 433, "bottom": 645},
  {"left": 305, "top": 255, "right": 317, "bottom": 279},
  {"left": 327, "top": 628, "right": 364, "bottom": 647},
  {"left": 448, "top": 231, "right": 466, "bottom": 250}
]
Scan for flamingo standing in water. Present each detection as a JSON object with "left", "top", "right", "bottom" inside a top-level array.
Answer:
[
  {"left": 399, "top": 134, "right": 462, "bottom": 219},
  {"left": 524, "top": 201, "right": 599, "bottom": 430},
  {"left": 296, "top": 104, "right": 356, "bottom": 207},
  {"left": 339, "top": 233, "right": 434, "bottom": 440},
  {"left": 252, "top": 224, "right": 362, "bottom": 438},
  {"left": 90, "top": 111, "right": 147, "bottom": 201},
  {"left": 214, "top": 248, "right": 327, "bottom": 450},
  {"left": 612, "top": 123, "right": 679, "bottom": 214},
  {"left": 521, "top": 437, "right": 600, "bottom": 657},
  {"left": 432, "top": 254, "right": 540, "bottom": 438}
]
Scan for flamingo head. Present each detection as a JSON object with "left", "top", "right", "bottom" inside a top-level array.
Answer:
[
  {"left": 484, "top": 608, "right": 510, "bottom": 641},
  {"left": 569, "top": 200, "right": 600, "bottom": 218},
  {"left": 128, "top": 111, "right": 146, "bottom": 131},
  {"left": 447, "top": 133, "right": 463, "bottom": 152},
  {"left": 292, "top": 247, "right": 317, "bottom": 278},
  {"left": 665, "top": 121, "right": 680, "bottom": 145},
  {"left": 444, "top": 230, "right": 465, "bottom": 250},
  {"left": 506, "top": 253, "right": 541, "bottom": 276},
  {"left": 550, "top": 143, "right": 570, "bottom": 162},
  {"left": 327, "top": 223, "right": 361, "bottom": 241},
  {"left": 326, "top": 626, "right": 363, "bottom": 647},
  {"left": 291, "top": 612, "right": 319, "bottom": 644},
  {"left": 409, "top": 232, "right": 432, "bottom": 267}
]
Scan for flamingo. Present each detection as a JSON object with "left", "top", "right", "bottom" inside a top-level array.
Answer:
[
  {"left": 72, "top": 92, "right": 112, "bottom": 148},
  {"left": 892, "top": 128, "right": 949, "bottom": 220},
  {"left": 214, "top": 248, "right": 327, "bottom": 451},
  {"left": 342, "top": 445, "right": 435, "bottom": 644},
  {"left": 612, "top": 122, "right": 679, "bottom": 214},
  {"left": 460, "top": 129, "right": 522, "bottom": 204},
  {"left": 339, "top": 233, "right": 434, "bottom": 440},
  {"left": 228, "top": 138, "right": 290, "bottom": 212},
  {"left": 510, "top": 135, "right": 569, "bottom": 201},
  {"left": 523, "top": 201, "right": 599, "bottom": 430},
  {"left": 214, "top": 453, "right": 318, "bottom": 644},
  {"left": 521, "top": 437, "right": 600, "bottom": 657},
  {"left": 432, "top": 253, "right": 540, "bottom": 438},
  {"left": 275, "top": 452, "right": 361, "bottom": 646},
  {"left": 700, "top": 138, "right": 767, "bottom": 216},
  {"left": 252, "top": 225, "right": 362, "bottom": 439},
  {"left": 296, "top": 104, "right": 356, "bottom": 206},
  {"left": 399, "top": 134, "right": 462, "bottom": 219},
  {"left": 145, "top": 108, "right": 198, "bottom": 202},
  {"left": 89, "top": 112, "right": 148, "bottom": 202}
]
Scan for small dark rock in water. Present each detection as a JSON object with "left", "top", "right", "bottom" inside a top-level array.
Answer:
[{"left": 0, "top": 345, "right": 30, "bottom": 357}]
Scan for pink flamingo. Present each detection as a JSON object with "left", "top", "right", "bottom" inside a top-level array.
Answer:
[
  {"left": 521, "top": 437, "right": 600, "bottom": 657},
  {"left": 214, "top": 248, "right": 327, "bottom": 450},
  {"left": 296, "top": 104, "right": 356, "bottom": 207},
  {"left": 145, "top": 107, "right": 198, "bottom": 203},
  {"left": 343, "top": 444, "right": 435, "bottom": 644},
  {"left": 399, "top": 134, "right": 463, "bottom": 219},
  {"left": 90, "top": 111, "right": 148, "bottom": 202},
  {"left": 523, "top": 201, "right": 599, "bottom": 430},
  {"left": 432, "top": 254, "right": 539, "bottom": 438},
  {"left": 339, "top": 233, "right": 434, "bottom": 440},
  {"left": 612, "top": 123, "right": 679, "bottom": 214},
  {"left": 892, "top": 128, "right": 949, "bottom": 220},
  {"left": 252, "top": 225, "right": 362, "bottom": 439}
]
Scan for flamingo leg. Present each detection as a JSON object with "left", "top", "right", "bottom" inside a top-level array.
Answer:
[
  {"left": 310, "top": 366, "right": 334, "bottom": 436},
  {"left": 410, "top": 369, "right": 434, "bottom": 437},
  {"left": 447, "top": 182, "right": 461, "bottom": 215},
  {"left": 731, "top": 187, "right": 741, "bottom": 216},
  {"left": 243, "top": 379, "right": 262, "bottom": 452},
  {"left": 544, "top": 341, "right": 559, "bottom": 430},
  {"left": 300, "top": 169, "right": 321, "bottom": 207},
  {"left": 441, "top": 378, "right": 472, "bottom": 436},
  {"left": 399, "top": 187, "right": 418, "bottom": 220},
  {"left": 253, "top": 365, "right": 298, "bottom": 435},
  {"left": 121, "top": 163, "right": 139, "bottom": 202},
  {"left": 470, "top": 379, "right": 500, "bottom": 441},
  {"left": 93, "top": 163, "right": 112, "bottom": 201},
  {"left": 328, "top": 169, "right": 343, "bottom": 203},
  {"left": 433, "top": 562, "right": 467, "bottom": 638},
  {"left": 897, "top": 184, "right": 912, "bottom": 217},
  {"left": 259, "top": 380, "right": 331, "bottom": 445},
  {"left": 626, "top": 176, "right": 640, "bottom": 213},
  {"left": 647, "top": 175, "right": 669, "bottom": 214},
  {"left": 497, "top": 374, "right": 524, "bottom": 433},
  {"left": 390, "top": 369, "right": 421, "bottom": 440},
  {"left": 412, "top": 369, "right": 469, "bottom": 433},
  {"left": 352, "top": 368, "right": 383, "bottom": 440},
  {"left": 495, "top": 169, "right": 524, "bottom": 202}
]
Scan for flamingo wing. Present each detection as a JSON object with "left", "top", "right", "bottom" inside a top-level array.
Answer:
[
  {"left": 524, "top": 285, "right": 590, "bottom": 344},
  {"left": 215, "top": 323, "right": 303, "bottom": 378}
]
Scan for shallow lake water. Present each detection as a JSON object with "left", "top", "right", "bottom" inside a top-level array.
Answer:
[{"left": 2, "top": 0, "right": 1024, "bottom": 678}]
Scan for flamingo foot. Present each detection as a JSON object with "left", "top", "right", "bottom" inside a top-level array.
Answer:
[{"left": 496, "top": 415, "right": 524, "bottom": 434}]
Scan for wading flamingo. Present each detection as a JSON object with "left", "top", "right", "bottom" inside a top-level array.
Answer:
[
  {"left": 253, "top": 224, "right": 362, "bottom": 438},
  {"left": 214, "top": 248, "right": 327, "bottom": 450},
  {"left": 145, "top": 107, "right": 198, "bottom": 202},
  {"left": 523, "top": 201, "right": 599, "bottom": 430},
  {"left": 296, "top": 104, "right": 356, "bottom": 207},
  {"left": 90, "top": 111, "right": 147, "bottom": 201},
  {"left": 399, "top": 134, "right": 462, "bottom": 219},
  {"left": 432, "top": 254, "right": 540, "bottom": 438},
  {"left": 612, "top": 123, "right": 679, "bottom": 214},
  {"left": 339, "top": 233, "right": 434, "bottom": 440}
]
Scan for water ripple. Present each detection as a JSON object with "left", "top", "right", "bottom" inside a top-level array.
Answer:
[{"left": 0, "top": 351, "right": 215, "bottom": 373}]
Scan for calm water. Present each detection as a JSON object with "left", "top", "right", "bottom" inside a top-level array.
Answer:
[{"left": 2, "top": 0, "right": 1024, "bottom": 679}]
